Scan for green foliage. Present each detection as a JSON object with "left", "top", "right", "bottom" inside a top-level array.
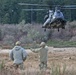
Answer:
[
  {"left": 0, "top": 0, "right": 76, "bottom": 24},
  {"left": 0, "top": 29, "right": 2, "bottom": 41},
  {"left": 51, "top": 63, "right": 66, "bottom": 75},
  {"left": 19, "top": 11, "right": 25, "bottom": 23},
  {"left": 0, "top": 61, "right": 5, "bottom": 70},
  {"left": 2, "top": 13, "right": 10, "bottom": 24},
  {"left": 47, "top": 40, "right": 76, "bottom": 47}
]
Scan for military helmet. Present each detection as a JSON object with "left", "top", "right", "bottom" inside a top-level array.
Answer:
[
  {"left": 40, "top": 42, "right": 46, "bottom": 47},
  {"left": 15, "top": 41, "right": 21, "bottom": 45}
]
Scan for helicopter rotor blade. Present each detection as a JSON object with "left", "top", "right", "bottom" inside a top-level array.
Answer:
[
  {"left": 18, "top": 3, "right": 49, "bottom": 7},
  {"left": 61, "top": 5, "right": 76, "bottom": 9},
  {"left": 22, "top": 9, "right": 48, "bottom": 11},
  {"left": 18, "top": 3, "right": 76, "bottom": 9}
]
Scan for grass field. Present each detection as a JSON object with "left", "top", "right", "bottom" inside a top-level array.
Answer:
[
  {"left": 0, "top": 47, "right": 76, "bottom": 75},
  {"left": 47, "top": 40, "right": 76, "bottom": 47},
  {"left": 1, "top": 40, "right": 76, "bottom": 49}
]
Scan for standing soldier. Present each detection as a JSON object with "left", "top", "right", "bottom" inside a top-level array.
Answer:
[
  {"left": 31, "top": 42, "right": 48, "bottom": 70},
  {"left": 9, "top": 41, "right": 27, "bottom": 70}
]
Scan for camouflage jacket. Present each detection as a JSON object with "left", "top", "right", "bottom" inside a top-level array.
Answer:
[
  {"left": 9, "top": 46, "right": 27, "bottom": 64},
  {"left": 31, "top": 46, "right": 48, "bottom": 62}
]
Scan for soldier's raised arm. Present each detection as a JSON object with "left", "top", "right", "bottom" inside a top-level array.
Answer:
[{"left": 30, "top": 48, "right": 41, "bottom": 53}]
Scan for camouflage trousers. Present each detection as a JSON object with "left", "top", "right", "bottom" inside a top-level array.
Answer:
[
  {"left": 13, "top": 63, "right": 24, "bottom": 70},
  {"left": 39, "top": 61, "right": 47, "bottom": 70}
]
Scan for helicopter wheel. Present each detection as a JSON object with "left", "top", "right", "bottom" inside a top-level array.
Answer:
[
  {"left": 58, "top": 28, "right": 59, "bottom": 32},
  {"left": 62, "top": 25, "right": 65, "bottom": 29},
  {"left": 44, "top": 28, "right": 46, "bottom": 32}
]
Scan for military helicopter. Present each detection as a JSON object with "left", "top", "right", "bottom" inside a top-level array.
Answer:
[
  {"left": 42, "top": 6, "right": 66, "bottom": 32},
  {"left": 42, "top": 5, "right": 76, "bottom": 31},
  {"left": 18, "top": 3, "right": 76, "bottom": 31}
]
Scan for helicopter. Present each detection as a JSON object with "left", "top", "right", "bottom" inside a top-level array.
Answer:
[
  {"left": 42, "top": 6, "right": 66, "bottom": 32},
  {"left": 18, "top": 3, "right": 76, "bottom": 31}
]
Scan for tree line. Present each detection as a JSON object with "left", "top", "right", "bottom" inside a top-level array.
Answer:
[{"left": 0, "top": 0, "right": 76, "bottom": 24}]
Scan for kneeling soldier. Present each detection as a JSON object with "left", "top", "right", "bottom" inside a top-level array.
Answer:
[{"left": 9, "top": 41, "right": 27, "bottom": 70}]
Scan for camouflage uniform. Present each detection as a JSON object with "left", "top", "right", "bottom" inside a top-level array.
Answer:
[
  {"left": 9, "top": 41, "right": 27, "bottom": 70},
  {"left": 31, "top": 42, "right": 48, "bottom": 70}
]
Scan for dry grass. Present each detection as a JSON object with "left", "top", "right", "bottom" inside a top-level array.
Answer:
[{"left": 0, "top": 48, "right": 76, "bottom": 75}]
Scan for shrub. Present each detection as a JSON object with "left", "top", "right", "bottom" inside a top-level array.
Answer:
[
  {"left": 70, "top": 36, "right": 76, "bottom": 41},
  {"left": 20, "top": 35, "right": 33, "bottom": 44},
  {"left": 3, "top": 35, "right": 15, "bottom": 46},
  {"left": 1, "top": 21, "right": 76, "bottom": 47}
]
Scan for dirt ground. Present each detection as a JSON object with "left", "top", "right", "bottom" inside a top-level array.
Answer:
[{"left": 0, "top": 47, "right": 76, "bottom": 74}]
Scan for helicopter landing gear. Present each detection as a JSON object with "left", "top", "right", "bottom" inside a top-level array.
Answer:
[
  {"left": 62, "top": 25, "right": 65, "bottom": 29},
  {"left": 58, "top": 28, "right": 59, "bottom": 32},
  {"left": 44, "top": 28, "right": 46, "bottom": 31}
]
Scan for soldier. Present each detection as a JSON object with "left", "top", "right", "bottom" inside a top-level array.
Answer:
[
  {"left": 9, "top": 41, "right": 27, "bottom": 70},
  {"left": 31, "top": 42, "right": 48, "bottom": 70}
]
